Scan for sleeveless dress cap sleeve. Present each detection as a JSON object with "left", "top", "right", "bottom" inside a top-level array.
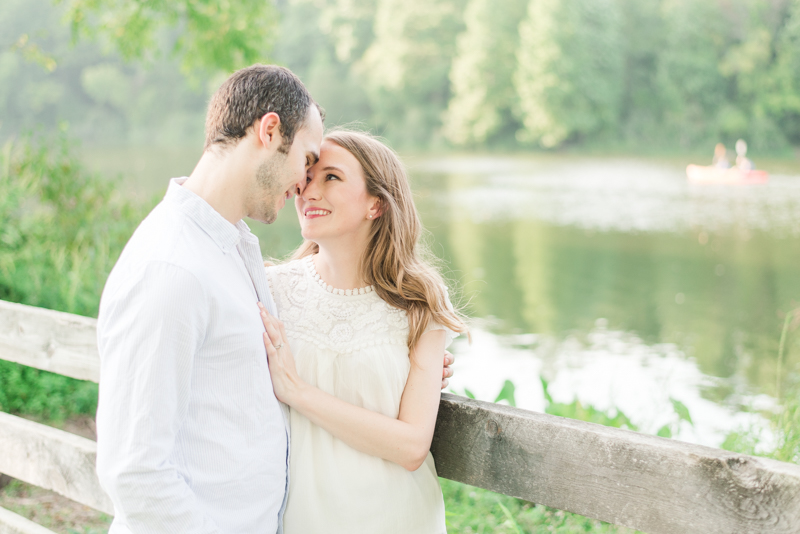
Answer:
[{"left": 423, "top": 285, "right": 458, "bottom": 348}]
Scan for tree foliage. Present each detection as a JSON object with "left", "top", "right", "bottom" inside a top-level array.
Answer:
[
  {"left": 57, "top": 0, "right": 277, "bottom": 73},
  {"left": 0, "top": 132, "right": 147, "bottom": 418},
  {"left": 7, "top": 0, "right": 800, "bottom": 151},
  {"left": 515, "top": 0, "right": 625, "bottom": 148},
  {"left": 443, "top": 0, "right": 527, "bottom": 145},
  {"left": 359, "top": 0, "right": 466, "bottom": 143}
]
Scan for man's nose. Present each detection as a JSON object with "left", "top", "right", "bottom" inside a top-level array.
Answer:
[{"left": 295, "top": 175, "right": 309, "bottom": 196}]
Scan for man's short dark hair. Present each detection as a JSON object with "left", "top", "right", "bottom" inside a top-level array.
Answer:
[{"left": 204, "top": 64, "right": 321, "bottom": 154}]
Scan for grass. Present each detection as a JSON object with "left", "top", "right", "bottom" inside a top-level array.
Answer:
[
  {"left": 441, "top": 479, "right": 638, "bottom": 534},
  {"left": 0, "top": 479, "right": 111, "bottom": 534}
]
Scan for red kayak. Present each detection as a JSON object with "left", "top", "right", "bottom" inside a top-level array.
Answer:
[{"left": 686, "top": 164, "right": 769, "bottom": 185}]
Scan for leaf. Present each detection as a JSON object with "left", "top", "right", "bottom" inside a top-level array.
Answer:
[
  {"left": 494, "top": 379, "right": 517, "bottom": 407},
  {"left": 463, "top": 388, "right": 476, "bottom": 399},
  {"left": 657, "top": 424, "right": 673, "bottom": 438},
  {"left": 670, "top": 398, "right": 693, "bottom": 426},
  {"left": 496, "top": 501, "right": 522, "bottom": 534},
  {"left": 540, "top": 376, "right": 553, "bottom": 404}
]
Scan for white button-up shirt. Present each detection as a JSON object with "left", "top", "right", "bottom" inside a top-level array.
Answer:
[{"left": 96, "top": 178, "right": 289, "bottom": 534}]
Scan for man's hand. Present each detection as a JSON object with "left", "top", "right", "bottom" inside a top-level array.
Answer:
[{"left": 442, "top": 350, "right": 454, "bottom": 389}]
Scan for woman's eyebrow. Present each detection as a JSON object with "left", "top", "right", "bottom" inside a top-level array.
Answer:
[{"left": 321, "top": 166, "right": 345, "bottom": 175}]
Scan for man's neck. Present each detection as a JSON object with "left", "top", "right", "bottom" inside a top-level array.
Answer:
[{"left": 184, "top": 149, "right": 249, "bottom": 224}]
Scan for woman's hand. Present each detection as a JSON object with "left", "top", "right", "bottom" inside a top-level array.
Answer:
[{"left": 258, "top": 302, "right": 305, "bottom": 405}]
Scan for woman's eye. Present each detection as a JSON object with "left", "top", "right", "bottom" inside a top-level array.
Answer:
[{"left": 326, "top": 174, "right": 339, "bottom": 181}]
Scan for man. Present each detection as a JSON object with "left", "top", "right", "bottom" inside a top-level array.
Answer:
[{"left": 95, "top": 65, "right": 453, "bottom": 533}]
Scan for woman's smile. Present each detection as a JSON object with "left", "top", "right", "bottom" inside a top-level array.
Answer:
[{"left": 304, "top": 208, "right": 331, "bottom": 219}]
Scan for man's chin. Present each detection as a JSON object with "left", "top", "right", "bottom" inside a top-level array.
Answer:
[{"left": 251, "top": 208, "right": 278, "bottom": 225}]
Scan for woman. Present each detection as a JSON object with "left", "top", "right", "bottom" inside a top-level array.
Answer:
[{"left": 259, "top": 129, "right": 467, "bottom": 533}]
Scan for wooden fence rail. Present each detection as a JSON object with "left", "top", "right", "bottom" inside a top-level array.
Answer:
[{"left": 1, "top": 299, "right": 800, "bottom": 534}]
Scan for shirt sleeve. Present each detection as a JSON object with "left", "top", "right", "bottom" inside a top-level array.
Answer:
[{"left": 96, "top": 261, "right": 220, "bottom": 534}]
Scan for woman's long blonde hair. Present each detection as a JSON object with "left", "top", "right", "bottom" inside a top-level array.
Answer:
[{"left": 292, "top": 129, "right": 468, "bottom": 349}]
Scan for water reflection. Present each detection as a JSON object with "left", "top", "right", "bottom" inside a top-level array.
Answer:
[
  {"left": 413, "top": 155, "right": 800, "bottom": 447},
  {"left": 447, "top": 324, "right": 775, "bottom": 448}
]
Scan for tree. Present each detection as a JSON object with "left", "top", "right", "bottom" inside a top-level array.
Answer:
[
  {"left": 656, "top": 0, "right": 729, "bottom": 147},
  {"left": 767, "top": 0, "right": 800, "bottom": 144},
  {"left": 271, "top": 0, "right": 375, "bottom": 127},
  {"left": 514, "top": 0, "right": 625, "bottom": 148},
  {"left": 443, "top": 0, "right": 528, "bottom": 146},
  {"left": 359, "top": 0, "right": 467, "bottom": 146},
  {"left": 57, "top": 0, "right": 277, "bottom": 73}
]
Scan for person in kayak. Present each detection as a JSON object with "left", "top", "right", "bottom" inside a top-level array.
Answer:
[
  {"left": 712, "top": 143, "right": 730, "bottom": 169},
  {"left": 735, "top": 139, "right": 754, "bottom": 170}
]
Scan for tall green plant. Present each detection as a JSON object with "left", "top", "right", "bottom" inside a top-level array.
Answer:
[{"left": 0, "top": 132, "right": 147, "bottom": 419}]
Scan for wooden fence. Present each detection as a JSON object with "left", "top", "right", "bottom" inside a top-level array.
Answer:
[{"left": 1, "top": 298, "right": 799, "bottom": 534}]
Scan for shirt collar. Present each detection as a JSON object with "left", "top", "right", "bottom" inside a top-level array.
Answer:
[{"left": 165, "top": 177, "right": 255, "bottom": 254}]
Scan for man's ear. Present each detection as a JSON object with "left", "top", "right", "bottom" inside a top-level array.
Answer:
[{"left": 256, "top": 112, "right": 282, "bottom": 150}]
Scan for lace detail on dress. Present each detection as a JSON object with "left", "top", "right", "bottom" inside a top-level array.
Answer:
[{"left": 265, "top": 259, "right": 409, "bottom": 354}]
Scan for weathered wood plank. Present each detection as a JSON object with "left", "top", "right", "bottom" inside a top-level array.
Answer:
[
  {"left": 0, "top": 300, "right": 99, "bottom": 382},
  {"left": 431, "top": 394, "right": 800, "bottom": 534},
  {"left": 0, "top": 413, "right": 112, "bottom": 514},
  {"left": 0, "top": 507, "right": 57, "bottom": 534}
]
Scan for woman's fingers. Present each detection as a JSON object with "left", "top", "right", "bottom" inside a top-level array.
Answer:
[
  {"left": 258, "top": 302, "right": 287, "bottom": 348},
  {"left": 263, "top": 316, "right": 284, "bottom": 348},
  {"left": 277, "top": 320, "right": 289, "bottom": 341}
]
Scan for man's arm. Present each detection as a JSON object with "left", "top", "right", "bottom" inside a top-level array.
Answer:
[{"left": 96, "top": 261, "right": 220, "bottom": 533}]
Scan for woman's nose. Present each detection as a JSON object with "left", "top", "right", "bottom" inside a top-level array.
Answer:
[{"left": 302, "top": 178, "right": 321, "bottom": 200}]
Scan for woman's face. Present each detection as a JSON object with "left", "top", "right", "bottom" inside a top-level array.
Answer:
[{"left": 295, "top": 140, "right": 378, "bottom": 245}]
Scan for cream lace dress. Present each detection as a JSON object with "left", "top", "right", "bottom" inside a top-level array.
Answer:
[{"left": 265, "top": 256, "right": 451, "bottom": 534}]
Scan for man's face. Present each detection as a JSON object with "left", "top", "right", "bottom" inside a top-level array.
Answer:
[{"left": 249, "top": 106, "right": 323, "bottom": 224}]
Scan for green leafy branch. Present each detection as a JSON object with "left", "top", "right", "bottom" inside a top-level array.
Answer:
[{"left": 56, "top": 0, "right": 278, "bottom": 73}]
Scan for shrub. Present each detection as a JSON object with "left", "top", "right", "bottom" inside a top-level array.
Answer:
[{"left": 0, "top": 131, "right": 147, "bottom": 420}]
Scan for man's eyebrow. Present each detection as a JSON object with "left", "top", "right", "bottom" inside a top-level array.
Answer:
[{"left": 308, "top": 152, "right": 319, "bottom": 165}]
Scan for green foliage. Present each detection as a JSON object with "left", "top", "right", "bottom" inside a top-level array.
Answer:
[
  {"left": 358, "top": 0, "right": 466, "bottom": 146},
  {"left": 441, "top": 478, "right": 638, "bottom": 533},
  {"left": 0, "top": 132, "right": 145, "bottom": 315},
  {"left": 1, "top": 0, "right": 210, "bottom": 147},
  {"left": 0, "top": 363, "right": 98, "bottom": 422},
  {"left": 515, "top": 0, "right": 625, "bottom": 148},
  {"left": 9, "top": 0, "right": 800, "bottom": 152},
  {"left": 494, "top": 380, "right": 517, "bottom": 407},
  {"left": 0, "top": 132, "right": 146, "bottom": 418},
  {"left": 57, "top": 0, "right": 277, "bottom": 73},
  {"left": 541, "top": 377, "right": 638, "bottom": 430},
  {"left": 722, "top": 378, "right": 800, "bottom": 465},
  {"left": 654, "top": 399, "right": 693, "bottom": 440},
  {"left": 443, "top": 0, "right": 527, "bottom": 145}
]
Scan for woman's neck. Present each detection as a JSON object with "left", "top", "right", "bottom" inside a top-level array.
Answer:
[{"left": 313, "top": 241, "right": 369, "bottom": 290}]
